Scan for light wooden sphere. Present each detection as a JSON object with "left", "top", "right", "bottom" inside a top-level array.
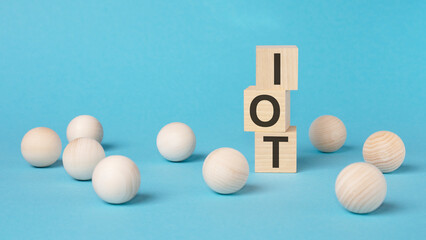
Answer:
[
  {"left": 21, "top": 127, "right": 62, "bottom": 167},
  {"left": 335, "top": 162, "right": 387, "bottom": 214},
  {"left": 363, "top": 131, "right": 405, "bottom": 173},
  {"left": 309, "top": 115, "right": 347, "bottom": 152},
  {"left": 202, "top": 148, "right": 249, "bottom": 194},
  {"left": 63, "top": 138, "right": 105, "bottom": 180},
  {"left": 67, "top": 115, "right": 103, "bottom": 143},
  {"left": 156, "top": 122, "right": 196, "bottom": 162},
  {"left": 92, "top": 155, "right": 140, "bottom": 204}
]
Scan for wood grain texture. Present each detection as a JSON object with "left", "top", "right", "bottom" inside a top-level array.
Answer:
[
  {"left": 256, "top": 45, "right": 298, "bottom": 90},
  {"left": 92, "top": 155, "right": 140, "bottom": 204},
  {"left": 309, "top": 115, "right": 346, "bottom": 152},
  {"left": 156, "top": 122, "right": 196, "bottom": 162},
  {"left": 202, "top": 148, "right": 249, "bottom": 194},
  {"left": 21, "top": 127, "right": 62, "bottom": 167},
  {"left": 335, "top": 162, "right": 387, "bottom": 214},
  {"left": 363, "top": 131, "right": 405, "bottom": 173},
  {"left": 63, "top": 137, "right": 106, "bottom": 180},
  {"left": 255, "top": 126, "right": 297, "bottom": 173},
  {"left": 244, "top": 86, "right": 290, "bottom": 132},
  {"left": 67, "top": 115, "right": 104, "bottom": 143}
]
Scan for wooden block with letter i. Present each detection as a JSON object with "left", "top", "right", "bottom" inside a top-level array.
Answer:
[
  {"left": 256, "top": 46, "right": 298, "bottom": 90},
  {"left": 255, "top": 126, "right": 297, "bottom": 173},
  {"left": 244, "top": 86, "right": 290, "bottom": 132}
]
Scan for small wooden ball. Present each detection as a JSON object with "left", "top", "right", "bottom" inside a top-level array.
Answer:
[
  {"left": 156, "top": 122, "right": 196, "bottom": 162},
  {"left": 21, "top": 127, "right": 62, "bottom": 167},
  {"left": 92, "top": 155, "right": 140, "bottom": 204},
  {"left": 63, "top": 138, "right": 105, "bottom": 180},
  {"left": 335, "top": 162, "right": 387, "bottom": 214},
  {"left": 363, "top": 131, "right": 405, "bottom": 173},
  {"left": 202, "top": 148, "right": 249, "bottom": 194},
  {"left": 67, "top": 115, "right": 103, "bottom": 143},
  {"left": 309, "top": 115, "right": 347, "bottom": 152}
]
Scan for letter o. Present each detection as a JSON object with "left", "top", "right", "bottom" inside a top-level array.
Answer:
[{"left": 249, "top": 95, "right": 280, "bottom": 127}]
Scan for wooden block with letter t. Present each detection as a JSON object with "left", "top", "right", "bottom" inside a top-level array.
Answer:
[
  {"left": 255, "top": 126, "right": 297, "bottom": 173},
  {"left": 244, "top": 86, "right": 290, "bottom": 132},
  {"left": 256, "top": 45, "right": 298, "bottom": 90}
]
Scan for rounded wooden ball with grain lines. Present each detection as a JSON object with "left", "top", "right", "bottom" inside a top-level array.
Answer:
[
  {"left": 21, "top": 127, "right": 62, "bottom": 167},
  {"left": 67, "top": 115, "right": 103, "bottom": 143},
  {"left": 92, "top": 155, "right": 140, "bottom": 204},
  {"left": 63, "top": 138, "right": 105, "bottom": 180},
  {"left": 335, "top": 162, "right": 387, "bottom": 214},
  {"left": 309, "top": 115, "right": 347, "bottom": 152},
  {"left": 202, "top": 148, "right": 249, "bottom": 194},
  {"left": 363, "top": 131, "right": 405, "bottom": 173}
]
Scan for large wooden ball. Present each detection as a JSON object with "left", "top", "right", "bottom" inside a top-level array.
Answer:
[
  {"left": 156, "top": 122, "right": 196, "bottom": 162},
  {"left": 92, "top": 155, "right": 140, "bottom": 204},
  {"left": 63, "top": 138, "right": 105, "bottom": 180},
  {"left": 309, "top": 115, "right": 347, "bottom": 152},
  {"left": 67, "top": 115, "right": 103, "bottom": 143},
  {"left": 335, "top": 162, "right": 387, "bottom": 214},
  {"left": 363, "top": 131, "right": 405, "bottom": 173},
  {"left": 202, "top": 148, "right": 249, "bottom": 194},
  {"left": 21, "top": 127, "right": 62, "bottom": 167}
]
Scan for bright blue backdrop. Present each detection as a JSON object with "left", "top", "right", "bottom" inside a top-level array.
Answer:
[{"left": 0, "top": 1, "right": 425, "bottom": 239}]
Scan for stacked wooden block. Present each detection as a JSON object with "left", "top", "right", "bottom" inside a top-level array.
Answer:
[{"left": 244, "top": 46, "right": 298, "bottom": 173}]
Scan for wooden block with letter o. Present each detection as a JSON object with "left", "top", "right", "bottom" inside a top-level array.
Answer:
[
  {"left": 244, "top": 86, "right": 290, "bottom": 132},
  {"left": 255, "top": 126, "right": 297, "bottom": 173},
  {"left": 256, "top": 45, "right": 298, "bottom": 90}
]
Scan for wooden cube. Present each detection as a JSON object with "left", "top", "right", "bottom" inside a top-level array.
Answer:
[
  {"left": 244, "top": 86, "right": 290, "bottom": 132},
  {"left": 256, "top": 46, "right": 298, "bottom": 90},
  {"left": 255, "top": 126, "right": 297, "bottom": 173}
]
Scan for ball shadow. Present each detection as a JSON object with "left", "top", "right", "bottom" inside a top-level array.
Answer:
[
  {"left": 335, "top": 145, "right": 357, "bottom": 153},
  {"left": 392, "top": 164, "right": 419, "bottom": 174},
  {"left": 183, "top": 153, "right": 206, "bottom": 163},
  {"left": 369, "top": 202, "right": 402, "bottom": 215},
  {"left": 42, "top": 159, "right": 63, "bottom": 168},
  {"left": 122, "top": 193, "right": 155, "bottom": 206},
  {"left": 102, "top": 142, "right": 122, "bottom": 151},
  {"left": 236, "top": 184, "right": 261, "bottom": 195}
]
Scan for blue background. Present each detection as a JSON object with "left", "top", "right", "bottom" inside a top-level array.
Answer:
[{"left": 0, "top": 1, "right": 425, "bottom": 239}]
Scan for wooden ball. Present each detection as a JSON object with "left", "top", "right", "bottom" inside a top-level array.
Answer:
[
  {"left": 21, "top": 127, "right": 62, "bottom": 167},
  {"left": 202, "top": 148, "right": 249, "bottom": 194},
  {"left": 156, "top": 122, "right": 196, "bottom": 162},
  {"left": 63, "top": 138, "right": 105, "bottom": 180},
  {"left": 67, "top": 115, "right": 103, "bottom": 143},
  {"left": 92, "top": 155, "right": 140, "bottom": 204},
  {"left": 309, "top": 115, "right": 347, "bottom": 152},
  {"left": 363, "top": 131, "right": 405, "bottom": 173},
  {"left": 335, "top": 162, "right": 387, "bottom": 214}
]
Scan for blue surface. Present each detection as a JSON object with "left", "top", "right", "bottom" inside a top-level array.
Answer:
[{"left": 0, "top": 1, "right": 425, "bottom": 239}]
